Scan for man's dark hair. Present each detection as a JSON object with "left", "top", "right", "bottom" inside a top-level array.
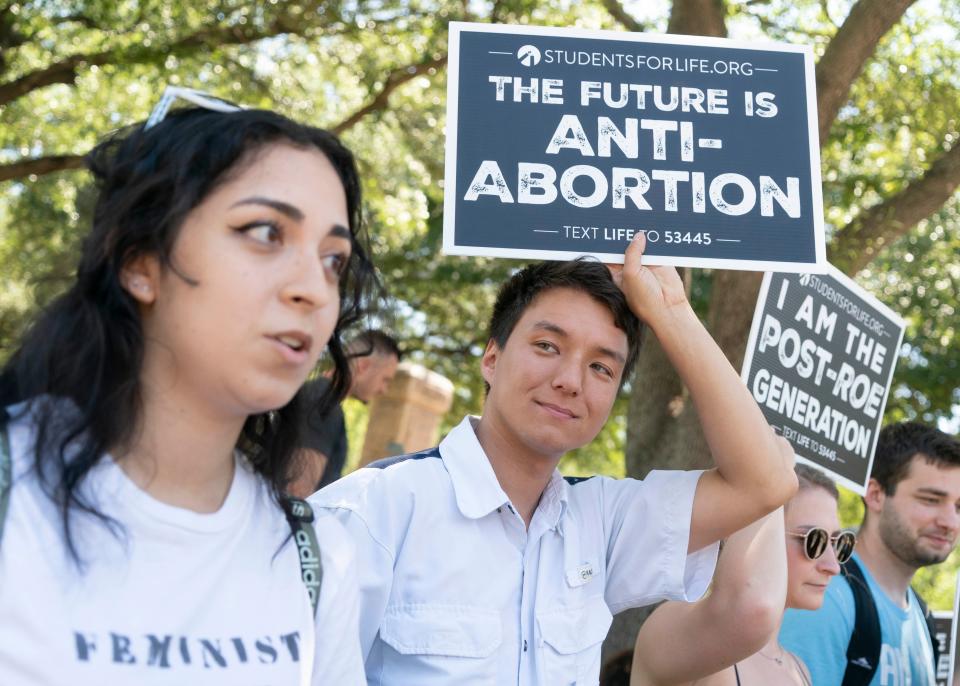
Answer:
[
  {"left": 347, "top": 329, "right": 402, "bottom": 362},
  {"left": 871, "top": 422, "right": 960, "bottom": 495},
  {"left": 487, "top": 259, "right": 643, "bottom": 384}
]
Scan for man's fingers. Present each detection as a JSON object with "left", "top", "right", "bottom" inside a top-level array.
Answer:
[{"left": 624, "top": 230, "right": 646, "bottom": 270}]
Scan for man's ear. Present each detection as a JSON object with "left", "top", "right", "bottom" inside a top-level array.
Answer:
[
  {"left": 352, "top": 355, "right": 371, "bottom": 377},
  {"left": 863, "top": 478, "right": 886, "bottom": 515},
  {"left": 480, "top": 339, "right": 500, "bottom": 387},
  {"left": 120, "top": 253, "right": 161, "bottom": 305}
]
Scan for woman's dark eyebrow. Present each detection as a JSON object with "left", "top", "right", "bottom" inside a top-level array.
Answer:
[
  {"left": 328, "top": 224, "right": 351, "bottom": 240},
  {"left": 230, "top": 197, "right": 304, "bottom": 221},
  {"left": 230, "top": 198, "right": 351, "bottom": 241}
]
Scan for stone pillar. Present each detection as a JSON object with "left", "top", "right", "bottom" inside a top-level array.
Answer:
[{"left": 359, "top": 362, "right": 454, "bottom": 466}]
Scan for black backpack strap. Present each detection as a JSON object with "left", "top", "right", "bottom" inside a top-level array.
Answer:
[
  {"left": 0, "top": 413, "right": 11, "bottom": 548},
  {"left": 841, "top": 557, "right": 881, "bottom": 686},
  {"left": 285, "top": 497, "right": 322, "bottom": 618},
  {"left": 911, "top": 588, "right": 940, "bottom": 669}
]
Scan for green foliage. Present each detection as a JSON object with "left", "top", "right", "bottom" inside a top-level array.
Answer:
[
  {"left": 837, "top": 484, "right": 865, "bottom": 529},
  {"left": 341, "top": 397, "right": 370, "bottom": 475},
  {"left": 914, "top": 550, "right": 960, "bottom": 613},
  {"left": 0, "top": 3, "right": 957, "bottom": 494},
  {"left": 863, "top": 211, "right": 960, "bottom": 423}
]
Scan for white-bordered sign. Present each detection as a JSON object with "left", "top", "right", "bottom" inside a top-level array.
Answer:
[
  {"left": 948, "top": 574, "right": 960, "bottom": 686},
  {"left": 444, "top": 22, "right": 827, "bottom": 272},
  {"left": 935, "top": 606, "right": 952, "bottom": 686},
  {"left": 741, "top": 265, "right": 905, "bottom": 494}
]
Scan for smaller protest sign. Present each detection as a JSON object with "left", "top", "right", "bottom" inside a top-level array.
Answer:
[
  {"left": 741, "top": 265, "right": 905, "bottom": 494},
  {"left": 934, "top": 609, "right": 952, "bottom": 686}
]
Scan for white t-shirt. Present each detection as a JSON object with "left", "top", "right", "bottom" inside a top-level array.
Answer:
[{"left": 0, "top": 405, "right": 365, "bottom": 685}]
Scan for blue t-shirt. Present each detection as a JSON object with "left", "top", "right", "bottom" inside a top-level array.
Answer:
[{"left": 779, "top": 553, "right": 936, "bottom": 686}]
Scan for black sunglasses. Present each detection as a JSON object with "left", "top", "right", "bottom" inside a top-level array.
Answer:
[{"left": 787, "top": 528, "right": 856, "bottom": 564}]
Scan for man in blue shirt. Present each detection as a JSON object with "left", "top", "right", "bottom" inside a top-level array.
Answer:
[{"left": 781, "top": 422, "right": 960, "bottom": 685}]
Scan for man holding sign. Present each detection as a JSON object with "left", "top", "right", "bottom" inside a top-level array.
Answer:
[
  {"left": 781, "top": 422, "right": 960, "bottom": 686},
  {"left": 312, "top": 235, "right": 797, "bottom": 684}
]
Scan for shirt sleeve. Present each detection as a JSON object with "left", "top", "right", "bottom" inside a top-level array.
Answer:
[
  {"left": 779, "top": 575, "right": 855, "bottom": 686},
  {"left": 602, "top": 469, "right": 719, "bottom": 613},
  {"left": 310, "top": 514, "right": 366, "bottom": 685},
  {"left": 311, "top": 473, "right": 397, "bottom": 662}
]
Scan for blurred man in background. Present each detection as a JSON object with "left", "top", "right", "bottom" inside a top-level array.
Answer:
[{"left": 289, "top": 329, "right": 401, "bottom": 497}]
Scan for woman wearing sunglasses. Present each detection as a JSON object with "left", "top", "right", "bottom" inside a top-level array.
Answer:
[
  {"left": 629, "top": 463, "right": 854, "bottom": 686},
  {"left": 0, "top": 89, "right": 375, "bottom": 684}
]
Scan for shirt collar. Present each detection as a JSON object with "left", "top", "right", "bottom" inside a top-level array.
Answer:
[
  {"left": 538, "top": 470, "right": 570, "bottom": 533},
  {"left": 439, "top": 416, "right": 570, "bottom": 527}
]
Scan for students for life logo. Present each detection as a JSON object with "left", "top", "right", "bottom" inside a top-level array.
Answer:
[{"left": 517, "top": 45, "right": 541, "bottom": 66}]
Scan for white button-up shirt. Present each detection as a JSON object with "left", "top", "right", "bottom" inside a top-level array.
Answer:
[{"left": 312, "top": 416, "right": 718, "bottom": 685}]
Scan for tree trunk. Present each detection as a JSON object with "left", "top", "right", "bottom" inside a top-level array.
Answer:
[{"left": 604, "top": 0, "right": 730, "bottom": 665}]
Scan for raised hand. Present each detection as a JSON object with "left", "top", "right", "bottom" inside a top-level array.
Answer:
[{"left": 609, "top": 232, "right": 688, "bottom": 328}]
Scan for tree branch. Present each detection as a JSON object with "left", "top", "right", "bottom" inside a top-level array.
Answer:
[
  {"left": 819, "top": 0, "right": 838, "bottom": 27},
  {"left": 332, "top": 55, "right": 448, "bottom": 135},
  {"left": 815, "top": 0, "right": 917, "bottom": 143},
  {"left": 625, "top": 0, "right": 729, "bottom": 482},
  {"left": 751, "top": 13, "right": 833, "bottom": 39},
  {"left": 599, "top": 0, "right": 647, "bottom": 33},
  {"left": 830, "top": 141, "right": 960, "bottom": 274},
  {"left": 667, "top": 0, "right": 727, "bottom": 37},
  {"left": 0, "top": 154, "right": 86, "bottom": 183},
  {"left": 0, "top": 15, "right": 314, "bottom": 107},
  {"left": 0, "top": 50, "right": 111, "bottom": 106}
]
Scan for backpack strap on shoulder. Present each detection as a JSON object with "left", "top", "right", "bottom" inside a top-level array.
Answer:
[
  {"left": 911, "top": 588, "right": 940, "bottom": 669},
  {"left": 285, "top": 497, "right": 322, "bottom": 618},
  {"left": 841, "top": 557, "right": 881, "bottom": 686},
  {"left": 0, "top": 411, "right": 12, "bottom": 548}
]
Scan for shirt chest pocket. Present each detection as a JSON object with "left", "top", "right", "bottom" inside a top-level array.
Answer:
[
  {"left": 536, "top": 595, "right": 613, "bottom": 686},
  {"left": 379, "top": 604, "right": 502, "bottom": 685}
]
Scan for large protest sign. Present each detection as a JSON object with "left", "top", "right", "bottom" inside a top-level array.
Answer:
[
  {"left": 741, "top": 265, "right": 905, "bottom": 494},
  {"left": 443, "top": 22, "right": 826, "bottom": 271}
]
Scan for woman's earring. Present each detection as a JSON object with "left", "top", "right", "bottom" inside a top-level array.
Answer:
[{"left": 128, "top": 277, "right": 152, "bottom": 300}]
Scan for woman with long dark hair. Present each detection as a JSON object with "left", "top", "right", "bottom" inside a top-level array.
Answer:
[{"left": 0, "top": 89, "right": 375, "bottom": 684}]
